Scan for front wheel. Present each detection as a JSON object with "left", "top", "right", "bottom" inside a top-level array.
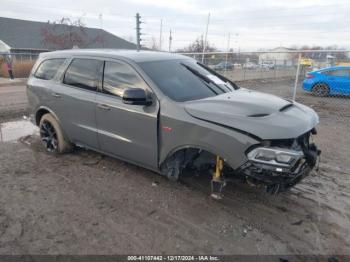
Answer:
[
  {"left": 39, "top": 113, "right": 73, "bottom": 154},
  {"left": 312, "top": 83, "right": 329, "bottom": 97}
]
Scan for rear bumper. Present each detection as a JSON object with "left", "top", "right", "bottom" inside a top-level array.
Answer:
[{"left": 302, "top": 80, "right": 314, "bottom": 91}]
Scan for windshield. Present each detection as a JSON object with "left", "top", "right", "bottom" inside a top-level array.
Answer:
[{"left": 138, "top": 59, "right": 237, "bottom": 102}]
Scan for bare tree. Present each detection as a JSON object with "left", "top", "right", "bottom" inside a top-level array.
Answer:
[
  {"left": 176, "top": 36, "right": 217, "bottom": 53},
  {"left": 41, "top": 18, "right": 105, "bottom": 50},
  {"left": 149, "top": 37, "right": 160, "bottom": 51},
  {"left": 290, "top": 45, "right": 348, "bottom": 60}
]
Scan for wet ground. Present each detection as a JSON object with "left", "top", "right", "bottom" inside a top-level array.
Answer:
[{"left": 0, "top": 77, "right": 349, "bottom": 255}]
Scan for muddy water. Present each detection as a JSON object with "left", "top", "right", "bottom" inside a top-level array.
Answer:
[{"left": 0, "top": 120, "right": 38, "bottom": 142}]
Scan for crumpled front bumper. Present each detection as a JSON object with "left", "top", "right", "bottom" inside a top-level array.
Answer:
[
  {"left": 240, "top": 160, "right": 313, "bottom": 194},
  {"left": 239, "top": 140, "right": 320, "bottom": 194}
]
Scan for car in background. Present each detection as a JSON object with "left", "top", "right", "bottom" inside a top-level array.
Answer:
[
  {"left": 243, "top": 62, "right": 258, "bottom": 69},
  {"left": 213, "top": 61, "right": 234, "bottom": 70},
  {"left": 260, "top": 61, "right": 275, "bottom": 70},
  {"left": 302, "top": 66, "right": 350, "bottom": 96},
  {"left": 233, "top": 63, "right": 242, "bottom": 69}
]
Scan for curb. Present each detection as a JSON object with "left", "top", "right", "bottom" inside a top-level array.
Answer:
[{"left": 0, "top": 78, "right": 27, "bottom": 87}]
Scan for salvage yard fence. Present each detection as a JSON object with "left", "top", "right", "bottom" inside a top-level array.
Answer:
[{"left": 0, "top": 49, "right": 349, "bottom": 173}]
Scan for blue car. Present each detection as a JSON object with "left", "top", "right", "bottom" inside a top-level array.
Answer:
[{"left": 302, "top": 66, "right": 350, "bottom": 96}]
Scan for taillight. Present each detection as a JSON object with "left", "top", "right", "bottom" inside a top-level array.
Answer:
[{"left": 306, "top": 74, "right": 315, "bottom": 79}]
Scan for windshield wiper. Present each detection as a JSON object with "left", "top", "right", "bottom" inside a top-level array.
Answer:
[
  {"left": 197, "top": 62, "right": 239, "bottom": 90},
  {"left": 180, "top": 63, "right": 226, "bottom": 94}
]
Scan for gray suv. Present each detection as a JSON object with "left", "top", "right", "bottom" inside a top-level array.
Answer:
[{"left": 27, "top": 49, "right": 320, "bottom": 197}]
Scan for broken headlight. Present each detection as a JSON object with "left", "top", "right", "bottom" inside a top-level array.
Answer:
[{"left": 247, "top": 147, "right": 304, "bottom": 167}]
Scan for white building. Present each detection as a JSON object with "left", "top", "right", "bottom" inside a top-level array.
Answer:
[{"left": 259, "top": 47, "right": 296, "bottom": 67}]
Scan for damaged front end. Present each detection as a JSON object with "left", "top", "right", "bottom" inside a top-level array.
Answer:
[{"left": 240, "top": 129, "right": 321, "bottom": 194}]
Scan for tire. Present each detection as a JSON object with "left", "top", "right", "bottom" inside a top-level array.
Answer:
[
  {"left": 312, "top": 83, "right": 329, "bottom": 97},
  {"left": 39, "top": 113, "right": 73, "bottom": 154}
]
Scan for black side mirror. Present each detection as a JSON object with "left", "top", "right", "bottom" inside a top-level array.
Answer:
[{"left": 122, "top": 88, "right": 152, "bottom": 106}]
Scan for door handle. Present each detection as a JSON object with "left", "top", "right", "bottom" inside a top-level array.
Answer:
[
  {"left": 52, "top": 92, "right": 61, "bottom": 98},
  {"left": 98, "top": 104, "right": 111, "bottom": 110}
]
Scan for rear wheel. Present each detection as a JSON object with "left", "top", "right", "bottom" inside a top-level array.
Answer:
[
  {"left": 312, "top": 83, "right": 329, "bottom": 97},
  {"left": 39, "top": 113, "right": 73, "bottom": 154}
]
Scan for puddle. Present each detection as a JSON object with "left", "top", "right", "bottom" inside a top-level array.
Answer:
[{"left": 0, "top": 120, "right": 38, "bottom": 142}]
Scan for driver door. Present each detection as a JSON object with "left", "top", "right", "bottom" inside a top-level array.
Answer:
[{"left": 96, "top": 60, "right": 159, "bottom": 169}]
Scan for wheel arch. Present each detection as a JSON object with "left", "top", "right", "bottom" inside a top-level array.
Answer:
[
  {"left": 311, "top": 81, "right": 330, "bottom": 90},
  {"left": 159, "top": 143, "right": 231, "bottom": 168},
  {"left": 311, "top": 81, "right": 331, "bottom": 96},
  {"left": 35, "top": 106, "right": 61, "bottom": 126},
  {"left": 35, "top": 106, "right": 71, "bottom": 142}
]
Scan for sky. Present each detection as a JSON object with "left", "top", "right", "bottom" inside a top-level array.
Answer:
[{"left": 1, "top": 0, "right": 350, "bottom": 51}]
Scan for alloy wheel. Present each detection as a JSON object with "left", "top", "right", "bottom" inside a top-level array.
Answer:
[
  {"left": 313, "top": 83, "right": 329, "bottom": 96},
  {"left": 40, "top": 120, "right": 58, "bottom": 152}
]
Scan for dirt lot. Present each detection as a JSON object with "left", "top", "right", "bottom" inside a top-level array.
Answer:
[{"left": 0, "top": 77, "right": 349, "bottom": 255}]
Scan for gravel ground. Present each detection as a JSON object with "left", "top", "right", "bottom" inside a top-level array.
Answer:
[{"left": 0, "top": 77, "right": 349, "bottom": 255}]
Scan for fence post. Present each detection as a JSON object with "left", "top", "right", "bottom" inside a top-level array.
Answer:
[{"left": 292, "top": 53, "right": 301, "bottom": 101}]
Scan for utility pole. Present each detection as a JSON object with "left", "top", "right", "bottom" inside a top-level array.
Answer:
[
  {"left": 225, "top": 33, "right": 231, "bottom": 70},
  {"left": 99, "top": 14, "right": 103, "bottom": 30},
  {"left": 201, "top": 13, "right": 210, "bottom": 63},
  {"left": 99, "top": 14, "right": 104, "bottom": 47},
  {"left": 159, "top": 19, "right": 163, "bottom": 51},
  {"left": 292, "top": 53, "right": 302, "bottom": 101},
  {"left": 135, "top": 13, "right": 142, "bottom": 51},
  {"left": 168, "top": 29, "right": 172, "bottom": 52}
]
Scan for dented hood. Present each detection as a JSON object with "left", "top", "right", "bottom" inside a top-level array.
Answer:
[{"left": 184, "top": 89, "right": 319, "bottom": 140}]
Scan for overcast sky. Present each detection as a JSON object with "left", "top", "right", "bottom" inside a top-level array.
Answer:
[{"left": 1, "top": 0, "right": 350, "bottom": 51}]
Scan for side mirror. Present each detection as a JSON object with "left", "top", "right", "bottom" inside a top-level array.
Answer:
[{"left": 122, "top": 88, "right": 152, "bottom": 106}]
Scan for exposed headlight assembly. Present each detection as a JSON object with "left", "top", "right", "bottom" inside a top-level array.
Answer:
[{"left": 247, "top": 147, "right": 304, "bottom": 167}]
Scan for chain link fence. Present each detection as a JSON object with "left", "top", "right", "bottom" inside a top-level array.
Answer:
[
  {"left": 180, "top": 50, "right": 350, "bottom": 173},
  {"left": 0, "top": 52, "right": 39, "bottom": 78}
]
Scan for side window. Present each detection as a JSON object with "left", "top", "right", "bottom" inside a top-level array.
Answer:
[
  {"left": 335, "top": 69, "right": 350, "bottom": 76},
  {"left": 34, "top": 59, "right": 65, "bottom": 80},
  {"left": 326, "top": 69, "right": 350, "bottom": 77},
  {"left": 63, "top": 59, "right": 103, "bottom": 91},
  {"left": 103, "top": 61, "right": 147, "bottom": 97}
]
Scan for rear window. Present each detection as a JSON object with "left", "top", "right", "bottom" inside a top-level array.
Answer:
[
  {"left": 34, "top": 59, "right": 65, "bottom": 80},
  {"left": 63, "top": 58, "right": 103, "bottom": 91}
]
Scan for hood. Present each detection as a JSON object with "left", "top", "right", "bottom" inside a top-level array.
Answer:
[{"left": 184, "top": 89, "right": 319, "bottom": 140}]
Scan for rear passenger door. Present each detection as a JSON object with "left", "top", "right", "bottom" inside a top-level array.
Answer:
[
  {"left": 96, "top": 60, "right": 159, "bottom": 169},
  {"left": 51, "top": 58, "right": 103, "bottom": 149}
]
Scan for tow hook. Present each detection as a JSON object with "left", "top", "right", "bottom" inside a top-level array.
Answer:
[{"left": 211, "top": 156, "right": 226, "bottom": 199}]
